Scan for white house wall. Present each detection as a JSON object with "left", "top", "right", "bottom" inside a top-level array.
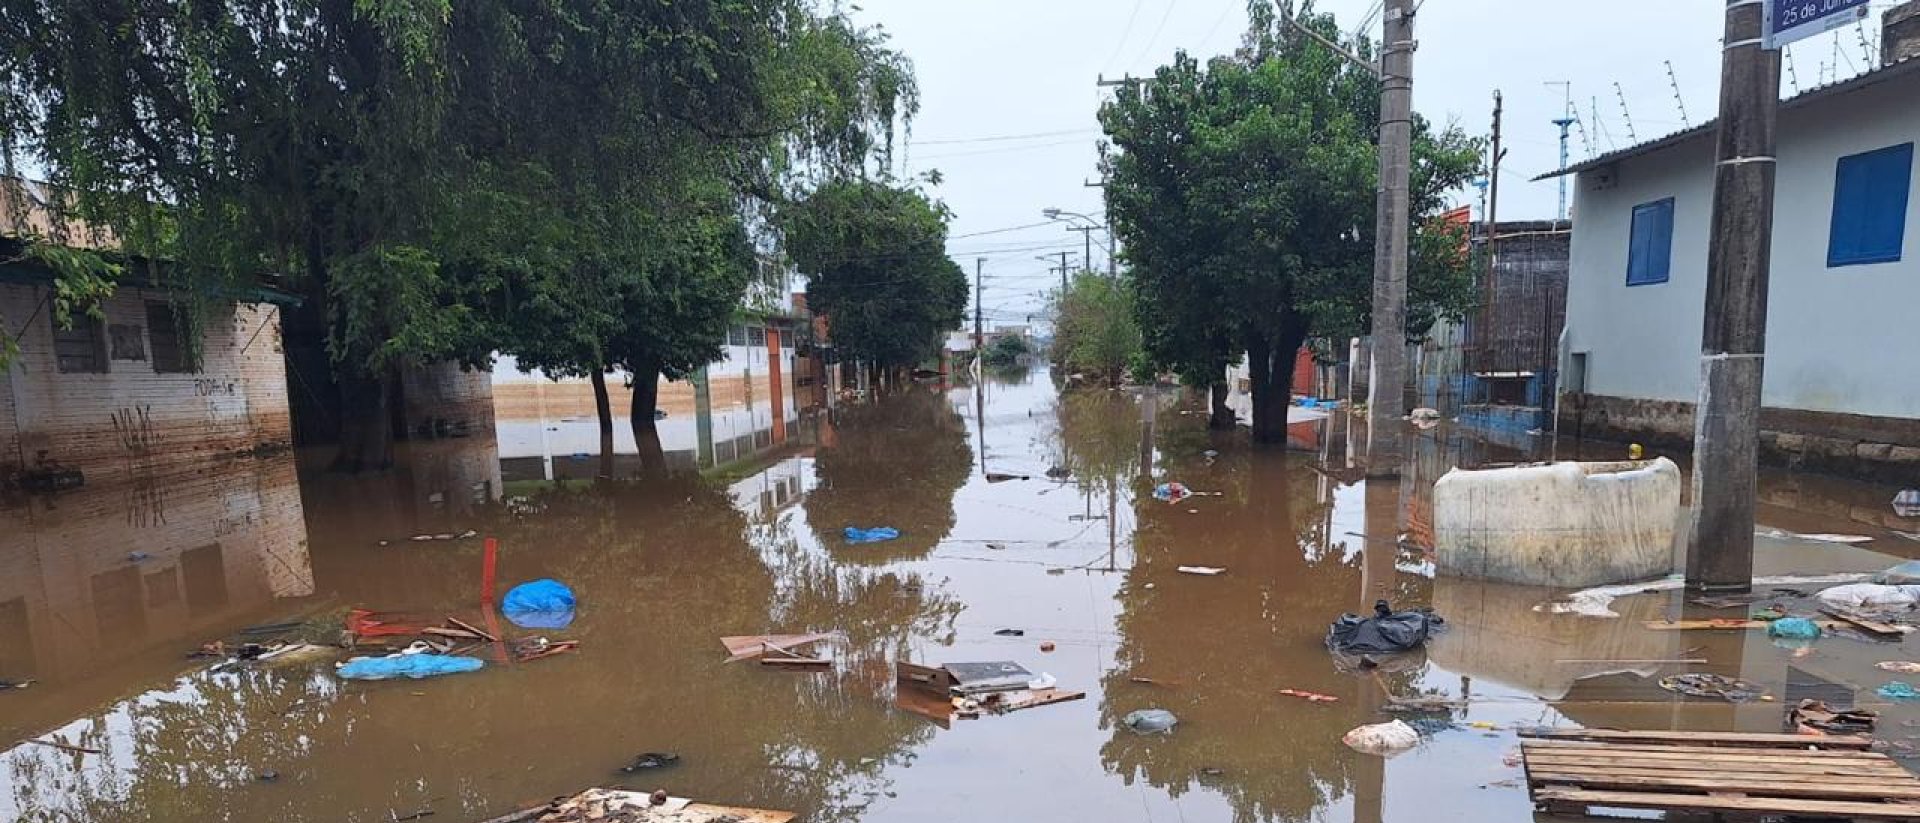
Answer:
[{"left": 1563, "top": 76, "right": 1920, "bottom": 419}]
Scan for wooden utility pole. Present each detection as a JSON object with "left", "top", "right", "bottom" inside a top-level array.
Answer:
[
  {"left": 1365, "top": 0, "right": 1415, "bottom": 475},
  {"left": 1688, "top": 0, "right": 1781, "bottom": 593}
]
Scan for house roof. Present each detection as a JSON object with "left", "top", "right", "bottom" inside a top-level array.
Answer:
[
  {"left": 1, "top": 177, "right": 300, "bottom": 306},
  {"left": 1532, "top": 55, "right": 1920, "bottom": 182}
]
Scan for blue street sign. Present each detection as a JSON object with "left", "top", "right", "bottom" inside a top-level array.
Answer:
[{"left": 1766, "top": 0, "right": 1874, "bottom": 50}]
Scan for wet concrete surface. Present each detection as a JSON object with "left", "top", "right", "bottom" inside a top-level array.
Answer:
[{"left": 4, "top": 368, "right": 1920, "bottom": 822}]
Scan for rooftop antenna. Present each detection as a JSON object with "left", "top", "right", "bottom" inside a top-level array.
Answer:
[
  {"left": 1546, "top": 81, "right": 1578, "bottom": 220},
  {"left": 1612, "top": 82, "right": 1638, "bottom": 142},
  {"left": 1590, "top": 96, "right": 1616, "bottom": 152},
  {"left": 1664, "top": 60, "right": 1691, "bottom": 129}
]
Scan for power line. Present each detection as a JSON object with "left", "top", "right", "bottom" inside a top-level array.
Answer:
[
  {"left": 909, "top": 128, "right": 1098, "bottom": 146},
  {"left": 1127, "top": 0, "right": 1182, "bottom": 70},
  {"left": 913, "top": 137, "right": 1096, "bottom": 161},
  {"left": 950, "top": 221, "right": 1056, "bottom": 239},
  {"left": 1102, "top": 0, "right": 1150, "bottom": 72}
]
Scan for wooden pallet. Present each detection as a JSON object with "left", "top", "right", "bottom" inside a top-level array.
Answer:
[{"left": 1519, "top": 729, "right": 1920, "bottom": 820}]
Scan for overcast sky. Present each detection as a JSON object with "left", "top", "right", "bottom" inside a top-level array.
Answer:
[{"left": 853, "top": 0, "right": 1900, "bottom": 326}]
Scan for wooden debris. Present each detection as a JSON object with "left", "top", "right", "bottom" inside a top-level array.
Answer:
[
  {"left": 719, "top": 633, "right": 831, "bottom": 663},
  {"left": 1278, "top": 689, "right": 1339, "bottom": 703},
  {"left": 1521, "top": 728, "right": 1874, "bottom": 750},
  {"left": 1819, "top": 608, "right": 1910, "bottom": 639},
  {"left": 998, "top": 688, "right": 1085, "bottom": 713},
  {"left": 895, "top": 661, "right": 955, "bottom": 693},
  {"left": 1643, "top": 619, "right": 1849, "bottom": 632},
  {"left": 505, "top": 788, "right": 794, "bottom": 823},
  {"left": 1519, "top": 730, "right": 1920, "bottom": 820},
  {"left": 1128, "top": 676, "right": 1183, "bottom": 687},
  {"left": 446, "top": 617, "right": 498, "bottom": 643},
  {"left": 423, "top": 627, "right": 486, "bottom": 641},
  {"left": 1176, "top": 566, "right": 1226, "bottom": 576},
  {"left": 517, "top": 641, "right": 579, "bottom": 663}
]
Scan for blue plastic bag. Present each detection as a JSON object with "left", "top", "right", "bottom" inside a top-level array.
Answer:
[
  {"left": 1880, "top": 682, "right": 1920, "bottom": 700},
  {"left": 843, "top": 526, "right": 900, "bottom": 544},
  {"left": 1767, "top": 616, "right": 1821, "bottom": 640},
  {"left": 338, "top": 654, "right": 484, "bottom": 681},
  {"left": 502, "top": 578, "right": 577, "bottom": 629}
]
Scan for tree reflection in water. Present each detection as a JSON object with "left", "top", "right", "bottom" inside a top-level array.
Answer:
[{"left": 805, "top": 387, "right": 971, "bottom": 564}]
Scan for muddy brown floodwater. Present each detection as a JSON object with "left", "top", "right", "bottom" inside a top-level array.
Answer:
[{"left": 5, "top": 368, "right": 1920, "bottom": 822}]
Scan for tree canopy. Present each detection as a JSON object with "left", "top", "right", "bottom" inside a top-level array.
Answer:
[
  {"left": 782, "top": 178, "right": 967, "bottom": 373},
  {"left": 0, "top": 0, "right": 918, "bottom": 470},
  {"left": 1098, "top": 2, "right": 1481, "bottom": 441},
  {"left": 1053, "top": 271, "right": 1144, "bottom": 387}
]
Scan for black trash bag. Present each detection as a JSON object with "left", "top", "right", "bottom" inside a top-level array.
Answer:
[{"left": 1327, "top": 600, "right": 1443, "bottom": 655}]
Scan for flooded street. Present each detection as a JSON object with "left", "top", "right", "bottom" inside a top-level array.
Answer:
[{"left": 5, "top": 371, "right": 1920, "bottom": 822}]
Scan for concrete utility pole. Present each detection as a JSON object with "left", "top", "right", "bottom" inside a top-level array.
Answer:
[
  {"left": 1480, "top": 91, "right": 1505, "bottom": 362},
  {"left": 1038, "top": 252, "right": 1074, "bottom": 293},
  {"left": 974, "top": 257, "right": 985, "bottom": 350},
  {"left": 1365, "top": 0, "right": 1415, "bottom": 475},
  {"left": 1069, "top": 226, "right": 1098, "bottom": 276},
  {"left": 1687, "top": 0, "right": 1782, "bottom": 593}
]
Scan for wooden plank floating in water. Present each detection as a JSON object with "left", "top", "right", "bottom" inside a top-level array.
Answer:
[
  {"left": 719, "top": 633, "right": 832, "bottom": 662},
  {"left": 1519, "top": 730, "right": 1920, "bottom": 820},
  {"left": 1521, "top": 728, "right": 1874, "bottom": 749}
]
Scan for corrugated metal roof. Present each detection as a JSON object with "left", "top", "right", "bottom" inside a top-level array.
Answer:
[{"left": 1532, "top": 55, "right": 1920, "bottom": 182}]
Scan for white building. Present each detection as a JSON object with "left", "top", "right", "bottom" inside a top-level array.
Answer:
[{"left": 1549, "top": 28, "right": 1919, "bottom": 480}]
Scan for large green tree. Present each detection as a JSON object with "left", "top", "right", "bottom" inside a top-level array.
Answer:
[
  {"left": 782, "top": 177, "right": 967, "bottom": 379},
  {"left": 0, "top": 0, "right": 917, "bottom": 473},
  {"left": 1053, "top": 270, "right": 1143, "bottom": 387},
  {"left": 1099, "top": 1, "right": 1481, "bottom": 443}
]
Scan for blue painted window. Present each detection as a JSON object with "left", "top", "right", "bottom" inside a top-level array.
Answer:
[
  {"left": 1828, "top": 143, "right": 1913, "bottom": 267},
  {"left": 1626, "top": 198, "right": 1674, "bottom": 286}
]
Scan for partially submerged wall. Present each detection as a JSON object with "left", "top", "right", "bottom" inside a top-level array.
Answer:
[
  {"left": 1, "top": 283, "right": 291, "bottom": 487},
  {"left": 1560, "top": 393, "right": 1920, "bottom": 483}
]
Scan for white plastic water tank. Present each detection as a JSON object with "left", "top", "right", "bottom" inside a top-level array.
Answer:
[{"left": 1433, "top": 458, "right": 1681, "bottom": 588}]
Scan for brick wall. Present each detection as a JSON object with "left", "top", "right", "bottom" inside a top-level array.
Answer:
[{"left": 1, "top": 283, "right": 291, "bottom": 486}]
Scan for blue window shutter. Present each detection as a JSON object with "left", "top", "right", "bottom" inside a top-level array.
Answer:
[
  {"left": 1627, "top": 198, "right": 1674, "bottom": 286},
  {"left": 1828, "top": 143, "right": 1913, "bottom": 267}
]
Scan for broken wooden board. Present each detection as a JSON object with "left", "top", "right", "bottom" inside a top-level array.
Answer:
[
  {"left": 893, "top": 684, "right": 968, "bottom": 727},
  {"left": 719, "top": 633, "right": 832, "bottom": 662},
  {"left": 759, "top": 656, "right": 830, "bottom": 669},
  {"left": 1642, "top": 619, "right": 1850, "bottom": 632},
  {"left": 996, "top": 687, "right": 1085, "bottom": 713},
  {"left": 895, "top": 661, "right": 956, "bottom": 693},
  {"left": 1520, "top": 727, "right": 1874, "bottom": 750},
  {"left": 1819, "top": 608, "right": 1911, "bottom": 639},
  {"left": 503, "top": 788, "right": 795, "bottom": 823}
]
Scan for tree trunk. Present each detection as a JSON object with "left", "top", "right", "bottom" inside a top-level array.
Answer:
[
  {"left": 629, "top": 361, "right": 667, "bottom": 476},
  {"left": 1208, "top": 381, "right": 1235, "bottom": 430},
  {"left": 591, "top": 367, "right": 614, "bottom": 481},
  {"left": 330, "top": 366, "right": 395, "bottom": 473},
  {"left": 1248, "top": 323, "right": 1309, "bottom": 445}
]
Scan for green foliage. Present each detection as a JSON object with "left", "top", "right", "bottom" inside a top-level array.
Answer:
[
  {"left": 783, "top": 178, "right": 967, "bottom": 370},
  {"left": 981, "top": 334, "right": 1030, "bottom": 368},
  {"left": 1053, "top": 272, "right": 1143, "bottom": 387},
  {"left": 1099, "top": 2, "right": 1483, "bottom": 426},
  {"left": 0, "top": 0, "right": 920, "bottom": 463}
]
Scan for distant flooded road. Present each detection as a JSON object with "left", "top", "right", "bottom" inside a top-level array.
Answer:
[{"left": 5, "top": 368, "right": 1919, "bottom": 822}]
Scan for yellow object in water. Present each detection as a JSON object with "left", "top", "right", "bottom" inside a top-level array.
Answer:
[{"left": 1628, "top": 443, "right": 1644, "bottom": 459}]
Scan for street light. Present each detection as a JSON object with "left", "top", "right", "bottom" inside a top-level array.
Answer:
[{"left": 1042, "top": 207, "right": 1115, "bottom": 276}]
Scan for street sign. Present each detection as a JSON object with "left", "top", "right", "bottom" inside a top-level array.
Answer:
[{"left": 1765, "top": 0, "right": 1874, "bottom": 50}]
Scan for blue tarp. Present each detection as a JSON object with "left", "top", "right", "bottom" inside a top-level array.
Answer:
[
  {"left": 844, "top": 526, "right": 901, "bottom": 544},
  {"left": 1766, "top": 617, "right": 1821, "bottom": 640},
  {"left": 338, "top": 654, "right": 484, "bottom": 681},
  {"left": 502, "top": 578, "right": 577, "bottom": 629}
]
